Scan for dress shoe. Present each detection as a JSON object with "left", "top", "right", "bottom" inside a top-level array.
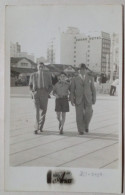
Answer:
[
  {"left": 60, "top": 130, "right": 63, "bottom": 135},
  {"left": 85, "top": 129, "right": 89, "bottom": 133},
  {"left": 79, "top": 132, "right": 84, "bottom": 135},
  {"left": 34, "top": 130, "right": 38, "bottom": 134},
  {"left": 59, "top": 121, "right": 61, "bottom": 130},
  {"left": 60, "top": 126, "right": 63, "bottom": 134},
  {"left": 40, "top": 129, "right": 43, "bottom": 132}
]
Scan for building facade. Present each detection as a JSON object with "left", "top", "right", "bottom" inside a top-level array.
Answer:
[
  {"left": 59, "top": 28, "right": 111, "bottom": 74},
  {"left": 10, "top": 42, "right": 35, "bottom": 62},
  {"left": 10, "top": 42, "right": 21, "bottom": 57},
  {"left": 47, "top": 38, "right": 56, "bottom": 64},
  {"left": 110, "top": 33, "right": 119, "bottom": 78},
  {"left": 60, "top": 27, "right": 80, "bottom": 65},
  {"left": 10, "top": 57, "right": 37, "bottom": 86},
  {"left": 11, "top": 57, "right": 37, "bottom": 77},
  {"left": 75, "top": 32, "right": 111, "bottom": 73}
]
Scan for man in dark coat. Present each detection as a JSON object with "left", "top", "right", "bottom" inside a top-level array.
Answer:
[{"left": 70, "top": 63, "right": 96, "bottom": 135}]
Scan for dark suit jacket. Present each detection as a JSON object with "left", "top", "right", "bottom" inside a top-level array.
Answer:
[
  {"left": 29, "top": 71, "right": 53, "bottom": 94},
  {"left": 70, "top": 73, "right": 96, "bottom": 106}
]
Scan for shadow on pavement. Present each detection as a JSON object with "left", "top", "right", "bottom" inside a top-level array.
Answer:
[{"left": 37, "top": 130, "right": 118, "bottom": 141}]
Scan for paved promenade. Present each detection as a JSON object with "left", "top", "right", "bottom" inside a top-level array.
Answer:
[{"left": 10, "top": 87, "right": 119, "bottom": 168}]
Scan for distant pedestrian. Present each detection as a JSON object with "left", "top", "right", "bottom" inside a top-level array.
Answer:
[
  {"left": 101, "top": 73, "right": 107, "bottom": 83},
  {"left": 29, "top": 62, "right": 53, "bottom": 134},
  {"left": 53, "top": 72, "right": 70, "bottom": 134},
  {"left": 110, "top": 78, "right": 119, "bottom": 96},
  {"left": 70, "top": 63, "right": 96, "bottom": 135},
  {"left": 51, "top": 73, "right": 58, "bottom": 86}
]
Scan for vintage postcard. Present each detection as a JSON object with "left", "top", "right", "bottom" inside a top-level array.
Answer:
[{"left": 4, "top": 3, "right": 123, "bottom": 194}]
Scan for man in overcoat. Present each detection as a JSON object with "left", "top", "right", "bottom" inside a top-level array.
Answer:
[
  {"left": 29, "top": 62, "right": 53, "bottom": 134},
  {"left": 70, "top": 63, "right": 96, "bottom": 135}
]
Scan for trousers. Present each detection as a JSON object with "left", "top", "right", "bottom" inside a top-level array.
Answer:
[
  {"left": 75, "top": 100, "right": 93, "bottom": 133},
  {"left": 110, "top": 85, "right": 116, "bottom": 96},
  {"left": 33, "top": 88, "right": 49, "bottom": 130}
]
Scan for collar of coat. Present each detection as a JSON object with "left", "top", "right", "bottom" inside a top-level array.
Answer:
[
  {"left": 79, "top": 73, "right": 86, "bottom": 81},
  {"left": 58, "top": 80, "right": 68, "bottom": 84}
]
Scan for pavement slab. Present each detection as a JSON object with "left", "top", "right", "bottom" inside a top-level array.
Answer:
[
  {"left": 60, "top": 143, "right": 118, "bottom": 168},
  {"left": 9, "top": 93, "right": 120, "bottom": 168}
]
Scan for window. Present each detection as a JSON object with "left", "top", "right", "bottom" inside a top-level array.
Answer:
[{"left": 21, "top": 63, "right": 28, "bottom": 67}]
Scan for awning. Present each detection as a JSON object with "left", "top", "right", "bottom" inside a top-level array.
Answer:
[{"left": 11, "top": 67, "right": 37, "bottom": 74}]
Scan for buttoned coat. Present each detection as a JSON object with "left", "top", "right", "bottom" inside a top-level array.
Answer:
[{"left": 70, "top": 73, "right": 96, "bottom": 106}]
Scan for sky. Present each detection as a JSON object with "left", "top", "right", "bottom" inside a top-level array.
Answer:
[{"left": 6, "top": 5, "right": 122, "bottom": 59}]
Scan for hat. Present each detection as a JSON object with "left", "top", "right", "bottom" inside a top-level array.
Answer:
[
  {"left": 59, "top": 72, "right": 67, "bottom": 77},
  {"left": 78, "top": 63, "right": 87, "bottom": 70},
  {"left": 39, "top": 62, "right": 44, "bottom": 65}
]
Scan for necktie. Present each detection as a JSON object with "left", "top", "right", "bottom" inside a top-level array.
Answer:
[
  {"left": 82, "top": 75, "right": 85, "bottom": 82},
  {"left": 38, "top": 71, "right": 44, "bottom": 88},
  {"left": 41, "top": 71, "right": 44, "bottom": 88}
]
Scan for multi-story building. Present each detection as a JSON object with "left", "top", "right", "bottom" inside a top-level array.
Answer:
[
  {"left": 59, "top": 28, "right": 111, "bottom": 74},
  {"left": 10, "top": 42, "right": 21, "bottom": 57},
  {"left": 47, "top": 38, "right": 56, "bottom": 64},
  {"left": 75, "top": 32, "right": 111, "bottom": 73},
  {"left": 110, "top": 33, "right": 119, "bottom": 78},
  {"left": 10, "top": 42, "right": 35, "bottom": 62},
  {"left": 60, "top": 27, "right": 80, "bottom": 65}
]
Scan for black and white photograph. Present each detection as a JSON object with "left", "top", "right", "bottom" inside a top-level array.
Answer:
[{"left": 4, "top": 3, "right": 123, "bottom": 193}]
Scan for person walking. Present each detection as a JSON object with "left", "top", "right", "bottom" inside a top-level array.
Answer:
[
  {"left": 53, "top": 72, "right": 70, "bottom": 134},
  {"left": 29, "top": 62, "right": 53, "bottom": 134},
  {"left": 110, "top": 78, "right": 119, "bottom": 96},
  {"left": 51, "top": 73, "right": 58, "bottom": 86},
  {"left": 70, "top": 63, "right": 96, "bottom": 135}
]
